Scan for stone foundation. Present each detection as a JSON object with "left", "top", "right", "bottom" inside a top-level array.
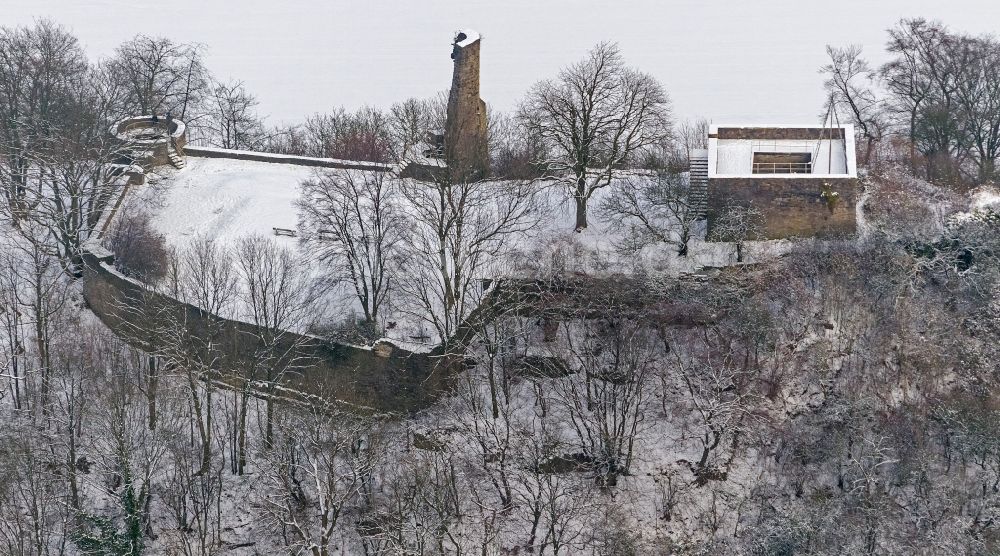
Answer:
[{"left": 706, "top": 177, "right": 859, "bottom": 239}]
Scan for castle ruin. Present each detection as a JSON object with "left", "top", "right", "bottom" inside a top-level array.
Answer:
[{"left": 444, "top": 30, "right": 489, "bottom": 182}]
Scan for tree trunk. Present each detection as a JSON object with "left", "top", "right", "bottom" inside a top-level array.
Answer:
[
  {"left": 67, "top": 403, "right": 80, "bottom": 511},
  {"left": 201, "top": 384, "right": 213, "bottom": 474},
  {"left": 574, "top": 196, "right": 588, "bottom": 231},
  {"left": 265, "top": 399, "right": 274, "bottom": 450},
  {"left": 147, "top": 356, "right": 158, "bottom": 430},
  {"left": 37, "top": 332, "right": 50, "bottom": 415},
  {"left": 980, "top": 158, "right": 996, "bottom": 185},
  {"left": 237, "top": 389, "right": 249, "bottom": 475},
  {"left": 487, "top": 360, "right": 499, "bottom": 419}
]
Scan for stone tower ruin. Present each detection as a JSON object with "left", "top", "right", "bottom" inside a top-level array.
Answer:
[{"left": 445, "top": 30, "right": 489, "bottom": 182}]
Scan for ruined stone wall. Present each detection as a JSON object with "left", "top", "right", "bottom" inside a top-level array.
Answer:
[
  {"left": 81, "top": 252, "right": 452, "bottom": 414},
  {"left": 706, "top": 177, "right": 858, "bottom": 239},
  {"left": 445, "top": 32, "right": 489, "bottom": 181},
  {"left": 183, "top": 147, "right": 393, "bottom": 171},
  {"left": 113, "top": 116, "right": 187, "bottom": 168}
]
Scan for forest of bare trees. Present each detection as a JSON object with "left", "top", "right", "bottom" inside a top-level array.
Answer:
[
  {"left": 824, "top": 18, "right": 1000, "bottom": 187},
  {"left": 0, "top": 16, "right": 998, "bottom": 556}
]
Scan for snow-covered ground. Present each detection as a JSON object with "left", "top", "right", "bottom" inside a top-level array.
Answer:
[
  {"left": 129, "top": 158, "right": 769, "bottom": 275},
  {"left": 972, "top": 186, "right": 1000, "bottom": 210},
  {"left": 123, "top": 157, "right": 394, "bottom": 344},
  {"left": 116, "top": 157, "right": 809, "bottom": 350},
  {"left": 133, "top": 157, "right": 318, "bottom": 248}
]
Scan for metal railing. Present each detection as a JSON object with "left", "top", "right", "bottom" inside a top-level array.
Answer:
[{"left": 751, "top": 162, "right": 813, "bottom": 174}]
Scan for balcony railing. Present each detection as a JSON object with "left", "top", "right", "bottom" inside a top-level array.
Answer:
[{"left": 751, "top": 162, "right": 813, "bottom": 174}]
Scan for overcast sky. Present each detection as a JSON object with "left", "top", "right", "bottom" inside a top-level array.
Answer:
[{"left": 6, "top": 0, "right": 1000, "bottom": 126}]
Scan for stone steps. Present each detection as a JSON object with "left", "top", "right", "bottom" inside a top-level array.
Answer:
[
  {"left": 689, "top": 155, "right": 709, "bottom": 219},
  {"left": 167, "top": 151, "right": 186, "bottom": 169},
  {"left": 166, "top": 138, "right": 186, "bottom": 169}
]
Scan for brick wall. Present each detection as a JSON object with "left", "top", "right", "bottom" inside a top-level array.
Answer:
[{"left": 706, "top": 177, "right": 858, "bottom": 239}]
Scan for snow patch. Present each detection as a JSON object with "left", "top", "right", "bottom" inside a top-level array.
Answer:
[{"left": 454, "top": 29, "right": 480, "bottom": 47}]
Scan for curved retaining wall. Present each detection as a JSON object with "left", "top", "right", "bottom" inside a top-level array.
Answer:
[{"left": 82, "top": 251, "right": 453, "bottom": 414}]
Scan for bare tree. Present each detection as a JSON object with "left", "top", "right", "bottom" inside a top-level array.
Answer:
[
  {"left": 399, "top": 175, "right": 539, "bottom": 346},
  {"left": 599, "top": 170, "right": 701, "bottom": 256},
  {"left": 555, "top": 318, "right": 656, "bottom": 487},
  {"left": 75, "top": 333, "right": 170, "bottom": 555},
  {"left": 676, "top": 118, "right": 709, "bottom": 163},
  {"left": 277, "top": 107, "right": 395, "bottom": 163},
  {"left": 670, "top": 348, "right": 764, "bottom": 482},
  {"left": 160, "top": 433, "right": 225, "bottom": 556},
  {"left": 709, "top": 204, "right": 764, "bottom": 263},
  {"left": 879, "top": 19, "right": 978, "bottom": 184},
  {"left": 258, "top": 405, "right": 386, "bottom": 556},
  {"left": 262, "top": 123, "right": 311, "bottom": 156},
  {"left": 10, "top": 130, "right": 131, "bottom": 272},
  {"left": 450, "top": 367, "right": 519, "bottom": 512},
  {"left": 374, "top": 446, "right": 470, "bottom": 555},
  {"left": 0, "top": 20, "right": 89, "bottom": 215},
  {"left": 158, "top": 238, "right": 237, "bottom": 475},
  {"left": 821, "top": 45, "right": 887, "bottom": 166},
  {"left": 0, "top": 249, "right": 28, "bottom": 410},
  {"left": 880, "top": 19, "right": 944, "bottom": 174},
  {"left": 0, "top": 222, "right": 71, "bottom": 413},
  {"left": 298, "top": 170, "right": 402, "bottom": 329},
  {"left": 205, "top": 80, "right": 268, "bottom": 150},
  {"left": 389, "top": 95, "right": 447, "bottom": 161},
  {"left": 512, "top": 422, "right": 591, "bottom": 556},
  {"left": 106, "top": 35, "right": 209, "bottom": 121},
  {"left": 519, "top": 42, "right": 672, "bottom": 230},
  {"left": 0, "top": 420, "right": 72, "bottom": 555},
  {"left": 489, "top": 110, "right": 546, "bottom": 180},
  {"left": 103, "top": 208, "right": 169, "bottom": 283},
  {"left": 0, "top": 30, "right": 132, "bottom": 272},
  {"left": 953, "top": 36, "right": 1000, "bottom": 183},
  {"left": 233, "top": 235, "right": 314, "bottom": 467}
]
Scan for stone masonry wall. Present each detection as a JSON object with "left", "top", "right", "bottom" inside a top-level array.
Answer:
[
  {"left": 707, "top": 177, "right": 859, "bottom": 239},
  {"left": 184, "top": 147, "right": 393, "bottom": 171},
  {"left": 82, "top": 252, "right": 452, "bottom": 414},
  {"left": 445, "top": 33, "right": 489, "bottom": 181}
]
